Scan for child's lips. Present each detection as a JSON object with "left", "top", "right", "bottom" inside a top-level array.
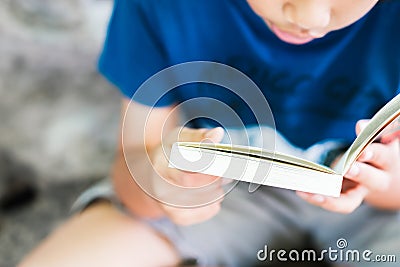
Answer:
[{"left": 269, "top": 23, "right": 317, "bottom": 45}]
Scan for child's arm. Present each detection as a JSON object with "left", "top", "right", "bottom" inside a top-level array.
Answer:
[
  {"left": 112, "top": 98, "right": 225, "bottom": 224},
  {"left": 111, "top": 98, "right": 173, "bottom": 218}
]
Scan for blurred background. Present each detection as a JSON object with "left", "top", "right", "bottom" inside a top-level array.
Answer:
[{"left": 0, "top": 0, "right": 121, "bottom": 265}]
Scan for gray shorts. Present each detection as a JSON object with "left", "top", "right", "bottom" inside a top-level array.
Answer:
[{"left": 72, "top": 127, "right": 400, "bottom": 266}]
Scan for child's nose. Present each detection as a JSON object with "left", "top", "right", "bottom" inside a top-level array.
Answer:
[{"left": 283, "top": 0, "right": 331, "bottom": 30}]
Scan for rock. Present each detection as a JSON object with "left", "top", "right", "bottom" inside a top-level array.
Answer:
[
  {"left": 8, "top": 0, "right": 83, "bottom": 30},
  {"left": 0, "top": 149, "right": 37, "bottom": 211},
  {"left": 0, "top": 0, "right": 120, "bottom": 182}
]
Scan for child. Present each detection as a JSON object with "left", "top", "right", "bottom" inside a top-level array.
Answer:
[{"left": 20, "top": 0, "right": 400, "bottom": 266}]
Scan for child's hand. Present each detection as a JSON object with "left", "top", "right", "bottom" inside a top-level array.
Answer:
[
  {"left": 150, "top": 126, "right": 225, "bottom": 225},
  {"left": 297, "top": 119, "right": 400, "bottom": 213}
]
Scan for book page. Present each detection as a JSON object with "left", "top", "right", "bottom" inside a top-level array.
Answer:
[
  {"left": 179, "top": 142, "right": 336, "bottom": 174},
  {"left": 337, "top": 94, "right": 400, "bottom": 175}
]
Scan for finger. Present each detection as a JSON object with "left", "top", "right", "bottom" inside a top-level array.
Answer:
[
  {"left": 176, "top": 127, "right": 224, "bottom": 143},
  {"left": 162, "top": 127, "right": 207, "bottom": 155},
  {"left": 380, "top": 130, "right": 400, "bottom": 144},
  {"left": 204, "top": 127, "right": 225, "bottom": 143},
  {"left": 163, "top": 127, "right": 225, "bottom": 157},
  {"left": 297, "top": 185, "right": 368, "bottom": 214},
  {"left": 156, "top": 173, "right": 225, "bottom": 208},
  {"left": 221, "top": 178, "right": 235, "bottom": 185},
  {"left": 176, "top": 127, "right": 209, "bottom": 142},
  {"left": 344, "top": 162, "right": 391, "bottom": 192},
  {"left": 322, "top": 185, "right": 368, "bottom": 214},
  {"left": 357, "top": 142, "right": 397, "bottom": 169},
  {"left": 355, "top": 119, "right": 369, "bottom": 135},
  {"left": 167, "top": 169, "right": 221, "bottom": 188},
  {"left": 377, "top": 118, "right": 400, "bottom": 144}
]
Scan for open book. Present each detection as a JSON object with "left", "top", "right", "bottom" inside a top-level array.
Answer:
[{"left": 169, "top": 94, "right": 400, "bottom": 197}]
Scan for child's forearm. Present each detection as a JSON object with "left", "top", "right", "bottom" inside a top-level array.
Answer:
[{"left": 112, "top": 148, "right": 166, "bottom": 219}]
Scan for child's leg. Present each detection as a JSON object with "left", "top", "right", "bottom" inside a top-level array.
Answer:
[
  {"left": 172, "top": 184, "right": 313, "bottom": 266},
  {"left": 18, "top": 201, "right": 180, "bottom": 267}
]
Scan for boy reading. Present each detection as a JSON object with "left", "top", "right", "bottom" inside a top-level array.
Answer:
[{"left": 20, "top": 0, "right": 400, "bottom": 266}]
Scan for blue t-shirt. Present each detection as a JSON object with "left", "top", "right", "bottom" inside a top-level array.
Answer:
[{"left": 99, "top": 0, "right": 400, "bottom": 149}]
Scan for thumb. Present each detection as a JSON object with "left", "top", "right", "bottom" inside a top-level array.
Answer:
[
  {"left": 355, "top": 119, "right": 369, "bottom": 136},
  {"left": 176, "top": 127, "right": 224, "bottom": 143},
  {"left": 204, "top": 127, "right": 225, "bottom": 143}
]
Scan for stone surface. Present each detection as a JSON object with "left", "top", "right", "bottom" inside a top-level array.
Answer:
[
  {"left": 8, "top": 0, "right": 84, "bottom": 30},
  {"left": 0, "top": 1, "right": 119, "bottom": 262},
  {"left": 0, "top": 0, "right": 120, "bottom": 182}
]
